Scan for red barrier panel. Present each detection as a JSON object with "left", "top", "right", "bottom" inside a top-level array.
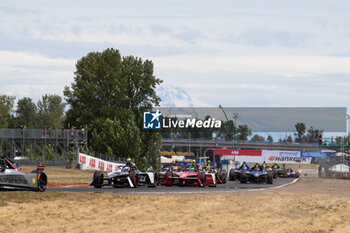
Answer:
[{"left": 212, "top": 149, "right": 262, "bottom": 156}]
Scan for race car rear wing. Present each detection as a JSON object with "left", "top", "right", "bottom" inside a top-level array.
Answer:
[{"left": 36, "top": 163, "right": 45, "bottom": 171}]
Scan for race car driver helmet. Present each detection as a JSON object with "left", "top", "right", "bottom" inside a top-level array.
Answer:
[
  {"left": 126, "top": 157, "right": 132, "bottom": 166},
  {"left": 191, "top": 160, "right": 197, "bottom": 168}
]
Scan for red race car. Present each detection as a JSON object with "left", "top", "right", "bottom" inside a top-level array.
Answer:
[{"left": 163, "top": 166, "right": 216, "bottom": 187}]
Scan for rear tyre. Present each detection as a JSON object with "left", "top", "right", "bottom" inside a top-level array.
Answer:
[
  {"left": 216, "top": 171, "right": 222, "bottom": 184},
  {"left": 92, "top": 171, "right": 103, "bottom": 188},
  {"left": 240, "top": 170, "right": 247, "bottom": 184},
  {"left": 272, "top": 169, "right": 277, "bottom": 179},
  {"left": 129, "top": 170, "right": 138, "bottom": 188},
  {"left": 222, "top": 172, "right": 227, "bottom": 183},
  {"left": 155, "top": 170, "right": 160, "bottom": 185},
  {"left": 229, "top": 169, "right": 235, "bottom": 181},
  {"left": 37, "top": 171, "right": 47, "bottom": 192},
  {"left": 199, "top": 171, "right": 206, "bottom": 187},
  {"left": 165, "top": 170, "right": 173, "bottom": 187},
  {"left": 266, "top": 171, "right": 273, "bottom": 184}
]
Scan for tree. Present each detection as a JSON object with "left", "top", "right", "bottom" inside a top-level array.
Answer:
[
  {"left": 90, "top": 114, "right": 141, "bottom": 161},
  {"left": 250, "top": 134, "right": 265, "bottom": 142},
  {"left": 36, "top": 94, "right": 65, "bottom": 128},
  {"left": 0, "top": 95, "right": 15, "bottom": 128},
  {"left": 267, "top": 135, "right": 274, "bottom": 143},
  {"left": 216, "top": 120, "right": 235, "bottom": 140},
  {"left": 14, "top": 97, "right": 37, "bottom": 128},
  {"left": 306, "top": 126, "right": 323, "bottom": 143},
  {"left": 237, "top": 124, "right": 252, "bottom": 140},
  {"left": 64, "top": 48, "right": 162, "bottom": 169},
  {"left": 295, "top": 123, "right": 306, "bottom": 142}
]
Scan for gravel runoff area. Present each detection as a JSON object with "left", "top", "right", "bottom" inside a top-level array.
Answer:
[{"left": 1, "top": 177, "right": 350, "bottom": 233}]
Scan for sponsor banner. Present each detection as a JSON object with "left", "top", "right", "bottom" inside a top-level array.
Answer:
[
  {"left": 232, "top": 156, "right": 263, "bottom": 164},
  {"left": 262, "top": 150, "right": 311, "bottom": 164},
  {"left": 213, "top": 149, "right": 262, "bottom": 156},
  {"left": 301, "top": 151, "right": 328, "bottom": 158},
  {"left": 264, "top": 156, "right": 312, "bottom": 164},
  {"left": 298, "top": 169, "right": 319, "bottom": 174},
  {"left": 262, "top": 150, "right": 300, "bottom": 158},
  {"left": 78, "top": 153, "right": 124, "bottom": 172}
]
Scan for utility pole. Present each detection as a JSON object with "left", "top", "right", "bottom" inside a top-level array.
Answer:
[
  {"left": 347, "top": 114, "right": 350, "bottom": 144},
  {"left": 219, "top": 105, "right": 240, "bottom": 149}
]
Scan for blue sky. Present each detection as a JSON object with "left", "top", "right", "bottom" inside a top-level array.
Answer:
[{"left": 1, "top": 0, "right": 350, "bottom": 110}]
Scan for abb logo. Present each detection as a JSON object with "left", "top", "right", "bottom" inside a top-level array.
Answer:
[
  {"left": 107, "top": 164, "right": 113, "bottom": 172},
  {"left": 98, "top": 161, "right": 105, "bottom": 171},
  {"left": 89, "top": 158, "right": 96, "bottom": 168},
  {"left": 80, "top": 156, "right": 86, "bottom": 164}
]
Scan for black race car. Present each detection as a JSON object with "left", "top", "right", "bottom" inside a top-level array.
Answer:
[{"left": 90, "top": 164, "right": 156, "bottom": 188}]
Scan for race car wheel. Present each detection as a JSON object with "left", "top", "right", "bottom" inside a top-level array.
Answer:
[
  {"left": 37, "top": 171, "right": 47, "bottom": 192},
  {"left": 229, "top": 169, "right": 235, "bottom": 181},
  {"left": 216, "top": 171, "right": 222, "bottom": 184},
  {"left": 266, "top": 171, "right": 273, "bottom": 184},
  {"left": 93, "top": 171, "right": 103, "bottom": 188},
  {"left": 155, "top": 170, "right": 160, "bottom": 185},
  {"left": 199, "top": 171, "right": 206, "bottom": 187},
  {"left": 165, "top": 170, "right": 172, "bottom": 187},
  {"left": 129, "top": 170, "right": 138, "bottom": 188},
  {"left": 272, "top": 170, "right": 277, "bottom": 179},
  {"left": 240, "top": 170, "right": 247, "bottom": 183},
  {"left": 222, "top": 172, "right": 227, "bottom": 183}
]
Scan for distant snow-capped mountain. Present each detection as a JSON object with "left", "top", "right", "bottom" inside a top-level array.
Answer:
[{"left": 157, "top": 84, "right": 211, "bottom": 107}]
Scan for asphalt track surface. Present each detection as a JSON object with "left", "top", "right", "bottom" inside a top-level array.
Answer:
[{"left": 47, "top": 178, "right": 298, "bottom": 194}]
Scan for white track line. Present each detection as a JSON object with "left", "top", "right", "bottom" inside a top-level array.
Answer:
[{"left": 246, "top": 178, "right": 299, "bottom": 192}]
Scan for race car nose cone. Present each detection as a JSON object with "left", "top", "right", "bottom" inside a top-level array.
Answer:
[{"left": 254, "top": 173, "right": 259, "bottom": 177}]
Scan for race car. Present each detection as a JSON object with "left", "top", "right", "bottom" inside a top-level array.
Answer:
[
  {"left": 239, "top": 163, "right": 273, "bottom": 184},
  {"left": 273, "top": 167, "right": 300, "bottom": 178},
  {"left": 90, "top": 164, "right": 156, "bottom": 188},
  {"left": 203, "top": 163, "right": 226, "bottom": 184},
  {"left": 214, "top": 168, "right": 227, "bottom": 184},
  {"left": 162, "top": 166, "right": 216, "bottom": 187},
  {"left": 285, "top": 168, "right": 300, "bottom": 178},
  {"left": 206, "top": 167, "right": 227, "bottom": 184},
  {"left": 0, "top": 155, "right": 47, "bottom": 192},
  {"left": 154, "top": 164, "right": 184, "bottom": 185},
  {"left": 229, "top": 162, "right": 250, "bottom": 181}
]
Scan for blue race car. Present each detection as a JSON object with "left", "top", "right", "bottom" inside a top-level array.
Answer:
[{"left": 239, "top": 162, "right": 273, "bottom": 184}]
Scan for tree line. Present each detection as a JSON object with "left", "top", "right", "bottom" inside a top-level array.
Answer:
[
  {"left": 1, "top": 49, "right": 162, "bottom": 170},
  {"left": 0, "top": 94, "right": 65, "bottom": 129}
]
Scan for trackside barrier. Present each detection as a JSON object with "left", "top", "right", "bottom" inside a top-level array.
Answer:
[
  {"left": 78, "top": 153, "right": 124, "bottom": 173},
  {"left": 298, "top": 169, "right": 319, "bottom": 177}
]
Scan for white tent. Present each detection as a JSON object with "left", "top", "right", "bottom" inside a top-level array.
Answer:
[
  {"left": 335, "top": 152, "right": 349, "bottom": 157},
  {"left": 330, "top": 164, "right": 349, "bottom": 173}
]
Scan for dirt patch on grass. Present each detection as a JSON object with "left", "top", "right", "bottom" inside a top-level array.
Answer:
[{"left": 1, "top": 178, "right": 350, "bottom": 232}]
